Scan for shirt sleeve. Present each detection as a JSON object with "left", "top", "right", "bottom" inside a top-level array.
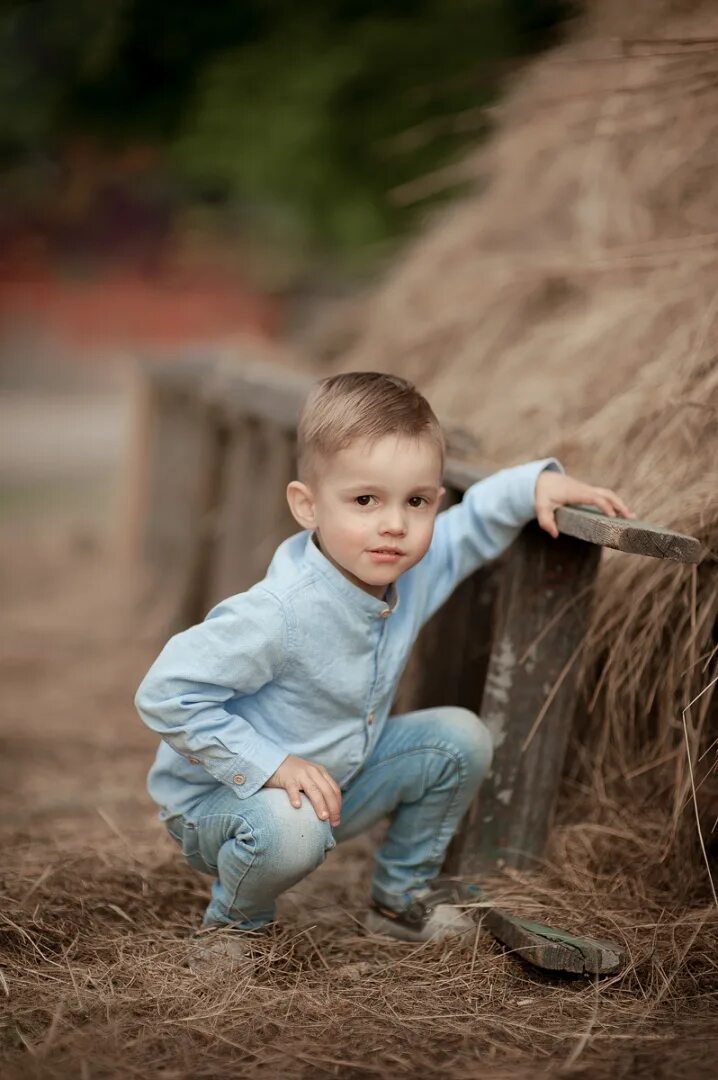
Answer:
[
  {"left": 418, "top": 458, "right": 564, "bottom": 625},
  {"left": 134, "top": 585, "right": 290, "bottom": 798}
]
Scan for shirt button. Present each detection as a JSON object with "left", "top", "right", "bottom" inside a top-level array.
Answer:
[
  {"left": 188, "top": 757, "right": 200, "bottom": 765},
  {"left": 380, "top": 609, "right": 391, "bottom": 618},
  {"left": 232, "top": 773, "right": 246, "bottom": 785},
  {"left": 367, "top": 712, "right": 375, "bottom": 725}
]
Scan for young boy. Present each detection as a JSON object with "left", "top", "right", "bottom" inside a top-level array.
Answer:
[{"left": 135, "top": 371, "right": 632, "bottom": 967}]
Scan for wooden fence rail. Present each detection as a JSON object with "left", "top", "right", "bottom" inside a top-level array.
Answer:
[{"left": 130, "top": 355, "right": 702, "bottom": 880}]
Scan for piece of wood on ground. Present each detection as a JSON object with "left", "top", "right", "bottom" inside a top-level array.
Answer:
[{"left": 483, "top": 907, "right": 625, "bottom": 976}]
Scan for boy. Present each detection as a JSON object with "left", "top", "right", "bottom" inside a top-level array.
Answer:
[{"left": 135, "top": 371, "right": 632, "bottom": 968}]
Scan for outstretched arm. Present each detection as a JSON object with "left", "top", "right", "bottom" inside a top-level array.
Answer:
[{"left": 418, "top": 460, "right": 635, "bottom": 625}]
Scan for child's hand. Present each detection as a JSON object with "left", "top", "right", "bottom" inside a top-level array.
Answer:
[
  {"left": 264, "top": 754, "right": 342, "bottom": 827},
  {"left": 535, "top": 470, "right": 636, "bottom": 539}
]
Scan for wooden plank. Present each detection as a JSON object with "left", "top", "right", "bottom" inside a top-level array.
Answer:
[
  {"left": 555, "top": 505, "right": 703, "bottom": 564},
  {"left": 212, "top": 358, "right": 310, "bottom": 431},
  {"left": 208, "top": 416, "right": 297, "bottom": 607},
  {"left": 137, "top": 359, "right": 223, "bottom": 632},
  {"left": 449, "top": 522, "right": 602, "bottom": 874},
  {"left": 206, "top": 419, "right": 257, "bottom": 603},
  {"left": 483, "top": 908, "right": 624, "bottom": 975}
]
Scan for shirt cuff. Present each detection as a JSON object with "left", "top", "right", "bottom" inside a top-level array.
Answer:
[{"left": 217, "top": 740, "right": 288, "bottom": 799}]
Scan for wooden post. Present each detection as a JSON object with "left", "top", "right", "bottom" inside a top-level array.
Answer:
[
  {"left": 136, "top": 358, "right": 223, "bottom": 633},
  {"left": 447, "top": 523, "right": 601, "bottom": 874},
  {"left": 207, "top": 414, "right": 297, "bottom": 607}
]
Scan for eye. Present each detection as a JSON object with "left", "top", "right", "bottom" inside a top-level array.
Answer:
[
  {"left": 408, "top": 496, "right": 428, "bottom": 508},
  {"left": 355, "top": 495, "right": 375, "bottom": 506}
]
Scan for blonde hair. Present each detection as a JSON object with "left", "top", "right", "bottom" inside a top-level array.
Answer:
[{"left": 297, "top": 371, "right": 445, "bottom": 483}]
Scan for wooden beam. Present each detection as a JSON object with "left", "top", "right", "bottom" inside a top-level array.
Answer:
[
  {"left": 210, "top": 358, "right": 310, "bottom": 432},
  {"left": 137, "top": 359, "right": 223, "bottom": 632},
  {"left": 448, "top": 523, "right": 602, "bottom": 874},
  {"left": 208, "top": 416, "right": 297, "bottom": 606},
  {"left": 555, "top": 505, "right": 703, "bottom": 563}
]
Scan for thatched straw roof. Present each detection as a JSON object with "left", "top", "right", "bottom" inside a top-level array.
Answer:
[{"left": 321, "top": 1, "right": 718, "bottom": 850}]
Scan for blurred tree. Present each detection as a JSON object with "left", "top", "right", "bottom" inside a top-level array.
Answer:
[{"left": 0, "top": 0, "right": 570, "bottom": 272}]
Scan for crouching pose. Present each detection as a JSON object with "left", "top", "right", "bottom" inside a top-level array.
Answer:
[{"left": 135, "top": 371, "right": 632, "bottom": 967}]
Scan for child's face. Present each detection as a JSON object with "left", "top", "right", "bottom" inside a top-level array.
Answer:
[{"left": 291, "top": 434, "right": 445, "bottom": 599}]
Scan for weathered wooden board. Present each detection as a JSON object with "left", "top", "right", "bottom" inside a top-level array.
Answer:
[
  {"left": 449, "top": 522, "right": 602, "bottom": 873},
  {"left": 137, "top": 359, "right": 224, "bottom": 632},
  {"left": 484, "top": 907, "right": 624, "bottom": 975},
  {"left": 207, "top": 416, "right": 298, "bottom": 607},
  {"left": 211, "top": 358, "right": 310, "bottom": 431},
  {"left": 555, "top": 505, "right": 703, "bottom": 563}
]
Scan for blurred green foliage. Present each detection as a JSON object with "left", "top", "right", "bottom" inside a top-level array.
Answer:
[{"left": 0, "top": 0, "right": 569, "bottom": 268}]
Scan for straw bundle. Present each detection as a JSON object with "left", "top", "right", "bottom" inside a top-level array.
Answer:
[{"left": 326, "top": 1, "right": 718, "bottom": 851}]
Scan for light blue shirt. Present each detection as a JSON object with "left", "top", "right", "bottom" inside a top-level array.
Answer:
[{"left": 135, "top": 458, "right": 561, "bottom": 819}]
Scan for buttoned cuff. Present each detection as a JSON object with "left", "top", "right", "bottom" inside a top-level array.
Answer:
[{"left": 217, "top": 740, "right": 288, "bottom": 799}]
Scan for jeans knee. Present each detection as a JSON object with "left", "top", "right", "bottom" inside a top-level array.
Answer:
[
  {"left": 264, "top": 793, "right": 336, "bottom": 876},
  {"left": 436, "top": 706, "right": 493, "bottom": 783}
]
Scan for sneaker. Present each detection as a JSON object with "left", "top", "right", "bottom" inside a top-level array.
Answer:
[
  {"left": 186, "top": 922, "right": 272, "bottom": 975},
  {"left": 364, "top": 877, "right": 487, "bottom": 943}
]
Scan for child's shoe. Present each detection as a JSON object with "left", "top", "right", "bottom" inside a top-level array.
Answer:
[
  {"left": 186, "top": 922, "right": 273, "bottom": 975},
  {"left": 364, "top": 877, "right": 487, "bottom": 943}
]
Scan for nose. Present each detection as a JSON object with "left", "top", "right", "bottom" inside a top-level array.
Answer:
[{"left": 379, "top": 507, "right": 407, "bottom": 536}]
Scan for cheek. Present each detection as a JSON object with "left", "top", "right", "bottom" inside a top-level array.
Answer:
[
  {"left": 412, "top": 517, "right": 437, "bottom": 555},
  {"left": 327, "top": 514, "right": 370, "bottom": 551}
]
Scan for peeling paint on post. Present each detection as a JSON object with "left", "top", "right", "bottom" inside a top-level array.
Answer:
[{"left": 482, "top": 632, "right": 514, "bottom": 751}]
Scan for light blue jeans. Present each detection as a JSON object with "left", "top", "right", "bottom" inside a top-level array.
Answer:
[{"left": 165, "top": 707, "right": 493, "bottom": 930}]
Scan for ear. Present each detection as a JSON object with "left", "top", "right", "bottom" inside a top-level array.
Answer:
[
  {"left": 437, "top": 485, "right": 447, "bottom": 509},
  {"left": 286, "top": 480, "right": 317, "bottom": 530}
]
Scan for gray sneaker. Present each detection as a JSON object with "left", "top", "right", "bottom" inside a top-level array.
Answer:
[
  {"left": 364, "top": 877, "right": 486, "bottom": 943},
  {"left": 186, "top": 922, "right": 273, "bottom": 975}
]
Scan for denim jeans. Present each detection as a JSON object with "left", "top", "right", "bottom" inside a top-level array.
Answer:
[{"left": 165, "top": 706, "right": 493, "bottom": 930}]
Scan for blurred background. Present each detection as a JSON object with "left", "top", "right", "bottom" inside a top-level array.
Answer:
[{"left": 0, "top": 0, "right": 567, "bottom": 542}]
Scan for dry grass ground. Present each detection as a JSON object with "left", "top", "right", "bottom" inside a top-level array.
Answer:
[{"left": 1, "top": 516, "right": 716, "bottom": 1080}]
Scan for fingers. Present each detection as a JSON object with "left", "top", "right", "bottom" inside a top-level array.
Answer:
[
  {"left": 585, "top": 487, "right": 636, "bottom": 519},
  {"left": 287, "top": 765, "right": 342, "bottom": 826},
  {"left": 536, "top": 484, "right": 635, "bottom": 538},
  {"left": 536, "top": 503, "right": 559, "bottom": 539},
  {"left": 308, "top": 769, "right": 342, "bottom": 825},
  {"left": 285, "top": 782, "right": 303, "bottom": 810},
  {"left": 598, "top": 488, "right": 636, "bottom": 519},
  {"left": 591, "top": 494, "right": 617, "bottom": 517}
]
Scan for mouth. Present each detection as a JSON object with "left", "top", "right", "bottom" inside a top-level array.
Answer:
[{"left": 368, "top": 547, "right": 405, "bottom": 563}]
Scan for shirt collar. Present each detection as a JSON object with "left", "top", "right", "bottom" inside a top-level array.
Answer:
[{"left": 304, "top": 532, "right": 400, "bottom": 619}]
